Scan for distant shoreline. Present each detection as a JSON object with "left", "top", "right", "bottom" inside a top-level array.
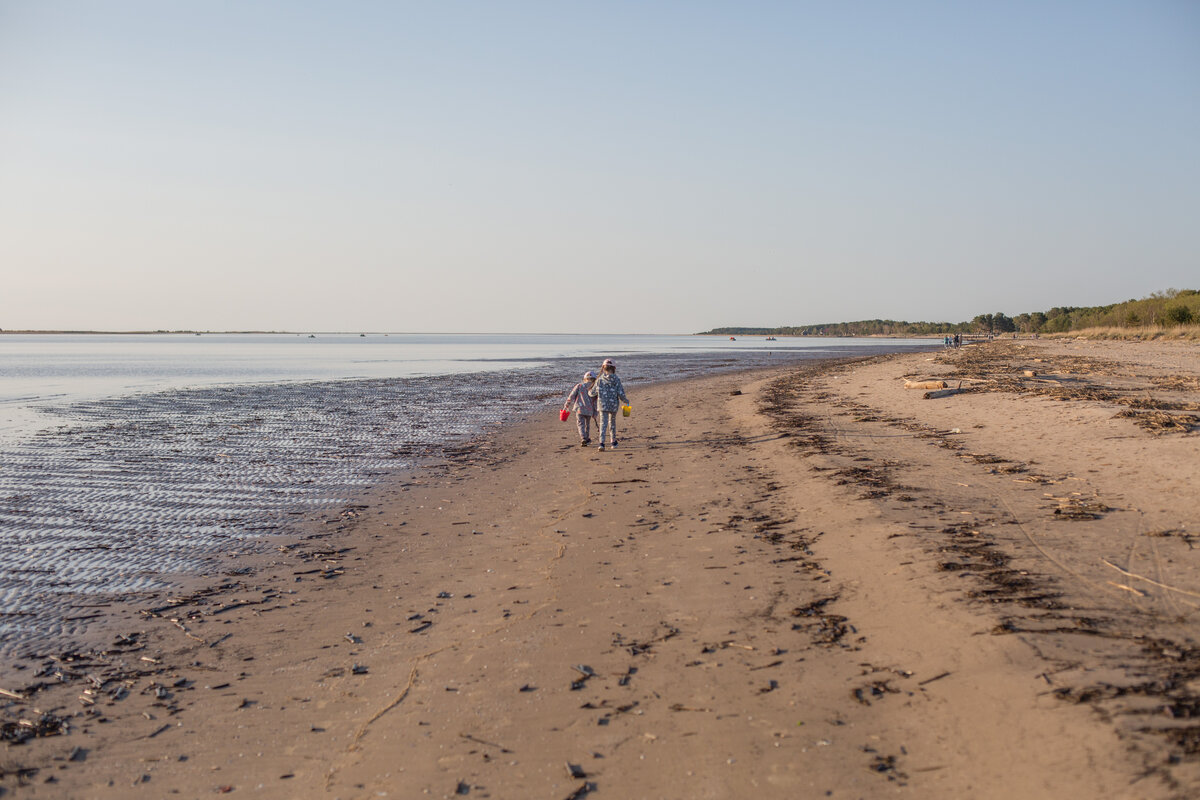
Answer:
[
  {"left": 693, "top": 332, "right": 957, "bottom": 339},
  {"left": 0, "top": 329, "right": 285, "bottom": 335},
  {"left": 1, "top": 330, "right": 949, "bottom": 338},
  {"left": 1, "top": 330, "right": 941, "bottom": 338},
  {"left": 1, "top": 330, "right": 406, "bottom": 336}
]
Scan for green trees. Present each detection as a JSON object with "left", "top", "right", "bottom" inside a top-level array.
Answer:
[
  {"left": 697, "top": 290, "right": 1199, "bottom": 336},
  {"left": 1165, "top": 305, "right": 1195, "bottom": 326}
]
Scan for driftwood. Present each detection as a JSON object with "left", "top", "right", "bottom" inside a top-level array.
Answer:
[
  {"left": 905, "top": 380, "right": 947, "bottom": 390},
  {"left": 924, "top": 388, "right": 962, "bottom": 399}
]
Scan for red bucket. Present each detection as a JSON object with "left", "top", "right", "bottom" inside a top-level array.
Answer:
[{"left": 559, "top": 408, "right": 570, "bottom": 421}]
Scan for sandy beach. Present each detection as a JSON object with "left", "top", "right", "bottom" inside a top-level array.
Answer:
[{"left": 2, "top": 338, "right": 1198, "bottom": 799}]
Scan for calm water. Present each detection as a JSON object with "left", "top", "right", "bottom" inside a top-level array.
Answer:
[
  {"left": 0, "top": 333, "right": 935, "bottom": 658},
  {"left": 0, "top": 332, "right": 902, "bottom": 439}
]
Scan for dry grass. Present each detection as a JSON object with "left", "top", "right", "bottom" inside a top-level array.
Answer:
[
  {"left": 1045, "top": 324, "right": 1200, "bottom": 341},
  {"left": 1114, "top": 408, "right": 1200, "bottom": 434}
]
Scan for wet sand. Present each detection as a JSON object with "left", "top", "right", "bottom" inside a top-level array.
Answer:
[{"left": 2, "top": 339, "right": 1198, "bottom": 798}]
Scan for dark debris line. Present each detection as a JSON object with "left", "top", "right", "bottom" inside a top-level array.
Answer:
[
  {"left": 758, "top": 345, "right": 1200, "bottom": 787},
  {"left": 935, "top": 341, "right": 1200, "bottom": 433}
]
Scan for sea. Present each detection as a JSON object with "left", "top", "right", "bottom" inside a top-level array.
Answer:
[{"left": 0, "top": 332, "right": 936, "bottom": 658}]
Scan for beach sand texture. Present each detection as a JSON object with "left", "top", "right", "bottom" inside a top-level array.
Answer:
[{"left": 2, "top": 339, "right": 1198, "bottom": 798}]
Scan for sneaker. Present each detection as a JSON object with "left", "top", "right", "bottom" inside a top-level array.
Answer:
[
  {"left": 597, "top": 444, "right": 605, "bottom": 451},
  {"left": 611, "top": 440, "right": 618, "bottom": 449},
  {"left": 580, "top": 439, "right": 590, "bottom": 447}
]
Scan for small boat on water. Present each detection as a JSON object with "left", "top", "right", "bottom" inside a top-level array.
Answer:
[
  {"left": 765, "top": 336, "right": 777, "bottom": 341},
  {"left": 729, "top": 336, "right": 736, "bottom": 341}
]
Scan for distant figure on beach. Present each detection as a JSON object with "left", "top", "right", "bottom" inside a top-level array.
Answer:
[
  {"left": 944, "top": 335, "right": 951, "bottom": 347},
  {"left": 588, "top": 358, "right": 629, "bottom": 452},
  {"left": 563, "top": 371, "right": 599, "bottom": 446}
]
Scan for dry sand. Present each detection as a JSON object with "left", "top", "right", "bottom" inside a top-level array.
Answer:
[{"left": 2, "top": 338, "right": 1198, "bottom": 799}]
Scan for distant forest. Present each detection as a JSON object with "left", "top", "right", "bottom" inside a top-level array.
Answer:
[{"left": 699, "top": 289, "right": 1200, "bottom": 337}]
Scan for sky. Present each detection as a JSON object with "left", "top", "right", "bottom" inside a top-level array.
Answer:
[{"left": 1, "top": 1, "right": 1197, "bottom": 333}]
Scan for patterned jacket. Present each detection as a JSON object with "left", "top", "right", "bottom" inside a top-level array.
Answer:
[
  {"left": 588, "top": 374, "right": 629, "bottom": 413},
  {"left": 565, "top": 382, "right": 598, "bottom": 416}
]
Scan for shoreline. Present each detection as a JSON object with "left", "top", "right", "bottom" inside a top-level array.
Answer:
[
  {"left": 0, "top": 361, "right": 812, "bottom": 674},
  {"left": 2, "top": 341, "right": 1197, "bottom": 798},
  {"left": 0, "top": 345, "right": 932, "bottom": 661},
  {"left": 3, "top": 330, "right": 943, "bottom": 339}
]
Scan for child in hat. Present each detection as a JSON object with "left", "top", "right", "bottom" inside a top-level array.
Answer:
[
  {"left": 563, "top": 371, "right": 599, "bottom": 446},
  {"left": 588, "top": 359, "right": 629, "bottom": 451}
]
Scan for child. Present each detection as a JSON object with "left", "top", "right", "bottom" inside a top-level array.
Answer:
[
  {"left": 563, "top": 371, "right": 599, "bottom": 446},
  {"left": 588, "top": 358, "right": 629, "bottom": 451}
]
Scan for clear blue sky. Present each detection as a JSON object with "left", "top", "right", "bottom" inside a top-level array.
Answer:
[{"left": 1, "top": 1, "right": 1197, "bottom": 332}]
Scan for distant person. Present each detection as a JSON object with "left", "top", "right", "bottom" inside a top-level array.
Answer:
[
  {"left": 588, "top": 358, "right": 630, "bottom": 452},
  {"left": 563, "top": 371, "right": 599, "bottom": 446}
]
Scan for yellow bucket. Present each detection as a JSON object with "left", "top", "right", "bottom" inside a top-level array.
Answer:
[{"left": 621, "top": 405, "right": 631, "bottom": 417}]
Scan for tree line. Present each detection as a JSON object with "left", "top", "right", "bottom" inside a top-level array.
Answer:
[{"left": 699, "top": 289, "right": 1200, "bottom": 337}]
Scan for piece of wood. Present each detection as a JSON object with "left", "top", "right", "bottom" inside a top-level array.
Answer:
[
  {"left": 918, "top": 671, "right": 952, "bottom": 686},
  {"left": 1102, "top": 559, "right": 1200, "bottom": 599},
  {"left": 904, "top": 380, "right": 947, "bottom": 390},
  {"left": 924, "top": 388, "right": 962, "bottom": 399}
]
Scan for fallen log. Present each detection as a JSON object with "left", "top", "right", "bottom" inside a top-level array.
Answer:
[{"left": 904, "top": 380, "right": 947, "bottom": 390}]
